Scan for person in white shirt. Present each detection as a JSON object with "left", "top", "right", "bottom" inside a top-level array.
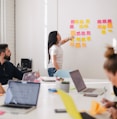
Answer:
[{"left": 47, "top": 31, "right": 73, "bottom": 77}]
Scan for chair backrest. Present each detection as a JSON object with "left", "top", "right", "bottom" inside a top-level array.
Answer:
[{"left": 54, "top": 69, "right": 71, "bottom": 78}]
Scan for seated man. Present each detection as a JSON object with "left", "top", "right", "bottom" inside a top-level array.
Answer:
[{"left": 0, "top": 44, "right": 23, "bottom": 85}]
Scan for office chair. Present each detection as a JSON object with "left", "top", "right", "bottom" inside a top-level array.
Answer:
[{"left": 54, "top": 69, "right": 71, "bottom": 78}]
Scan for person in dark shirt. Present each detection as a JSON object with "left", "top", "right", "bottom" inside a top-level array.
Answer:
[{"left": 0, "top": 44, "right": 23, "bottom": 85}]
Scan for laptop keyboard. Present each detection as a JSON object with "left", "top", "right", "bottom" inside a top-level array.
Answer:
[{"left": 83, "top": 88, "right": 96, "bottom": 92}]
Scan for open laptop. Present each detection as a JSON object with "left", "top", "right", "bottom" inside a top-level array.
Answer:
[
  {"left": 69, "top": 70, "right": 105, "bottom": 96},
  {"left": 0, "top": 80, "right": 40, "bottom": 114},
  {"left": 58, "top": 89, "right": 96, "bottom": 119},
  {"left": 22, "top": 72, "right": 39, "bottom": 82}
]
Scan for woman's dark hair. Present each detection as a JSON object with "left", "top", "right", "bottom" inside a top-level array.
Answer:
[
  {"left": 48, "top": 31, "right": 58, "bottom": 62},
  {"left": 104, "top": 46, "right": 117, "bottom": 75}
]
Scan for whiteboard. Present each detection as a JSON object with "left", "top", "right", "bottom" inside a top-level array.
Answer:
[{"left": 58, "top": 0, "right": 117, "bottom": 78}]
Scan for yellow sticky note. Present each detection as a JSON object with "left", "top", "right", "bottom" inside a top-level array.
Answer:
[
  {"left": 101, "top": 30, "right": 106, "bottom": 34},
  {"left": 87, "top": 36, "right": 91, "bottom": 41},
  {"left": 82, "top": 43, "right": 86, "bottom": 47},
  {"left": 70, "top": 30, "right": 76, "bottom": 36},
  {"left": 79, "top": 25, "right": 84, "bottom": 29},
  {"left": 75, "top": 20, "right": 79, "bottom": 24},
  {"left": 107, "top": 23, "right": 113, "bottom": 28},
  {"left": 58, "top": 90, "right": 82, "bottom": 119},
  {"left": 82, "top": 38, "right": 86, "bottom": 42},
  {"left": 76, "top": 37, "right": 81, "bottom": 41},
  {"left": 75, "top": 43, "right": 81, "bottom": 48},
  {"left": 108, "top": 29, "right": 112, "bottom": 32},
  {"left": 86, "top": 19, "right": 90, "bottom": 24},
  {"left": 84, "top": 24, "right": 88, "bottom": 29},
  {"left": 79, "top": 20, "right": 84, "bottom": 24},
  {"left": 102, "top": 25, "right": 107, "bottom": 29}
]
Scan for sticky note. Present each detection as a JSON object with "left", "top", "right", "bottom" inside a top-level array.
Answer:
[
  {"left": 75, "top": 43, "right": 81, "bottom": 48},
  {"left": 86, "top": 19, "right": 90, "bottom": 24},
  {"left": 79, "top": 25, "right": 84, "bottom": 29},
  {"left": 97, "top": 25, "right": 102, "bottom": 29},
  {"left": 82, "top": 38, "right": 86, "bottom": 42},
  {"left": 87, "top": 31, "right": 91, "bottom": 35},
  {"left": 108, "top": 19, "right": 112, "bottom": 23},
  {"left": 70, "top": 25, "right": 74, "bottom": 29},
  {"left": 75, "top": 20, "right": 79, "bottom": 24},
  {"left": 70, "top": 42, "right": 74, "bottom": 46},
  {"left": 107, "top": 23, "right": 113, "bottom": 28},
  {"left": 101, "top": 30, "right": 106, "bottom": 34},
  {"left": 71, "top": 20, "right": 74, "bottom": 24},
  {"left": 102, "top": 25, "right": 107, "bottom": 29},
  {"left": 84, "top": 24, "right": 88, "bottom": 29},
  {"left": 97, "top": 20, "right": 101, "bottom": 24},
  {"left": 103, "top": 19, "right": 107, "bottom": 23},
  {"left": 82, "top": 43, "right": 86, "bottom": 47},
  {"left": 70, "top": 30, "right": 76, "bottom": 36},
  {"left": 108, "top": 29, "right": 112, "bottom": 32},
  {"left": 81, "top": 31, "right": 85, "bottom": 36},
  {"left": 79, "top": 20, "right": 84, "bottom": 24},
  {"left": 87, "top": 36, "right": 91, "bottom": 41},
  {"left": 76, "top": 37, "right": 81, "bottom": 41},
  {"left": 76, "top": 32, "right": 80, "bottom": 36}
]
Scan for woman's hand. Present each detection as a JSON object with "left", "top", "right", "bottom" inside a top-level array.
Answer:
[
  {"left": 101, "top": 98, "right": 115, "bottom": 108},
  {"left": 108, "top": 107, "right": 117, "bottom": 119}
]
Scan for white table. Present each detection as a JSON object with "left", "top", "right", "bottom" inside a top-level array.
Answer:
[{"left": 0, "top": 77, "right": 115, "bottom": 119}]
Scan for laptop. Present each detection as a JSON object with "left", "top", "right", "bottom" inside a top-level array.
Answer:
[
  {"left": 0, "top": 80, "right": 40, "bottom": 114},
  {"left": 58, "top": 89, "right": 96, "bottom": 119},
  {"left": 69, "top": 70, "right": 105, "bottom": 96},
  {"left": 22, "top": 72, "right": 39, "bottom": 82}
]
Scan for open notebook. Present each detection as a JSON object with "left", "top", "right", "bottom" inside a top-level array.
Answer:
[
  {"left": 0, "top": 80, "right": 40, "bottom": 114},
  {"left": 58, "top": 90, "right": 95, "bottom": 119}
]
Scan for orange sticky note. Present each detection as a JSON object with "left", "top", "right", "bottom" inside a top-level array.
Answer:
[
  {"left": 82, "top": 43, "right": 86, "bottom": 47},
  {"left": 97, "top": 25, "right": 102, "bottom": 29},
  {"left": 75, "top": 43, "right": 81, "bottom": 48},
  {"left": 70, "top": 30, "right": 76, "bottom": 36},
  {"left": 70, "top": 42, "right": 74, "bottom": 46},
  {"left": 107, "top": 23, "right": 113, "bottom": 28}
]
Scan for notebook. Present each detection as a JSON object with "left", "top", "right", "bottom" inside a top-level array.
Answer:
[
  {"left": 0, "top": 80, "right": 40, "bottom": 114},
  {"left": 22, "top": 72, "right": 39, "bottom": 82},
  {"left": 58, "top": 89, "right": 96, "bottom": 119},
  {"left": 69, "top": 70, "right": 105, "bottom": 96}
]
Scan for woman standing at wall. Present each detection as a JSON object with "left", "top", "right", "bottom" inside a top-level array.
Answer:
[{"left": 47, "top": 31, "right": 73, "bottom": 77}]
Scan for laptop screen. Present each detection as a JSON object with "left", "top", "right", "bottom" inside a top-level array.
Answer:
[
  {"left": 22, "top": 72, "right": 38, "bottom": 82},
  {"left": 4, "top": 81, "right": 40, "bottom": 106},
  {"left": 70, "top": 70, "right": 86, "bottom": 92}
]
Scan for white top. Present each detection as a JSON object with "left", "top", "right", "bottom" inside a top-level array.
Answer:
[{"left": 48, "top": 44, "right": 63, "bottom": 69}]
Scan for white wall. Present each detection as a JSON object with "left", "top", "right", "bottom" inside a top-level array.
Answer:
[
  {"left": 16, "top": 0, "right": 57, "bottom": 76},
  {"left": 16, "top": 0, "right": 117, "bottom": 78}
]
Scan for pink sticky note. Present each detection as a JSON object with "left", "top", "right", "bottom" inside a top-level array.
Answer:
[
  {"left": 0, "top": 111, "right": 5, "bottom": 115},
  {"left": 108, "top": 19, "right": 112, "bottom": 23},
  {"left": 103, "top": 19, "right": 107, "bottom": 23},
  {"left": 81, "top": 31, "right": 85, "bottom": 36},
  {"left": 87, "top": 31, "right": 91, "bottom": 35},
  {"left": 71, "top": 20, "right": 74, "bottom": 24},
  {"left": 70, "top": 25, "right": 74, "bottom": 29},
  {"left": 76, "top": 32, "right": 80, "bottom": 36},
  {"left": 97, "top": 20, "right": 101, "bottom": 24}
]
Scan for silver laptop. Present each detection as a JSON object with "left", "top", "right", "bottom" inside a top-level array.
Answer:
[
  {"left": 0, "top": 80, "right": 40, "bottom": 114},
  {"left": 69, "top": 70, "right": 105, "bottom": 96},
  {"left": 22, "top": 72, "right": 38, "bottom": 82}
]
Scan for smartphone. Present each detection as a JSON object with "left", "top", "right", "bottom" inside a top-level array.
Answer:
[
  {"left": 54, "top": 109, "right": 67, "bottom": 113},
  {"left": 80, "top": 112, "right": 96, "bottom": 119}
]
